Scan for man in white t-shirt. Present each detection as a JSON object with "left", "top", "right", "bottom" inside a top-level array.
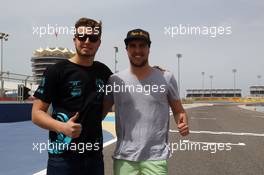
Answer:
[{"left": 103, "top": 29, "right": 189, "bottom": 175}]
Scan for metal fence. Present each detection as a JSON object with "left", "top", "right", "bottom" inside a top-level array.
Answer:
[{"left": 0, "top": 71, "right": 38, "bottom": 100}]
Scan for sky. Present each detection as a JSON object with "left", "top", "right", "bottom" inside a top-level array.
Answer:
[{"left": 0, "top": 0, "right": 263, "bottom": 97}]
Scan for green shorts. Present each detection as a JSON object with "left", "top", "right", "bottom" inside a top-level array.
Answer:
[{"left": 113, "top": 158, "right": 168, "bottom": 175}]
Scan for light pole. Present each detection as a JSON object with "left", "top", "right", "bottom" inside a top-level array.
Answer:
[
  {"left": 114, "top": 47, "right": 118, "bottom": 73},
  {"left": 257, "top": 75, "right": 262, "bottom": 97},
  {"left": 201, "top": 72, "right": 205, "bottom": 97},
  {"left": 232, "top": 69, "right": 237, "bottom": 97},
  {"left": 176, "top": 53, "right": 182, "bottom": 98},
  {"left": 209, "top": 75, "right": 213, "bottom": 97},
  {"left": 201, "top": 72, "right": 205, "bottom": 89},
  {"left": 257, "top": 75, "right": 261, "bottom": 86},
  {"left": 0, "top": 32, "right": 9, "bottom": 97}
]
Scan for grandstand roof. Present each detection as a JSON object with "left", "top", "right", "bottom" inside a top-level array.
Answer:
[{"left": 33, "top": 47, "right": 75, "bottom": 58}]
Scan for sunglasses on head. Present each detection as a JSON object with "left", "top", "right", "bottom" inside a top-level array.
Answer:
[{"left": 75, "top": 34, "right": 99, "bottom": 43}]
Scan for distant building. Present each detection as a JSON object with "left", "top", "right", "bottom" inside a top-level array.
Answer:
[
  {"left": 249, "top": 86, "right": 264, "bottom": 97},
  {"left": 186, "top": 89, "right": 242, "bottom": 98},
  {"left": 31, "top": 47, "right": 75, "bottom": 84}
]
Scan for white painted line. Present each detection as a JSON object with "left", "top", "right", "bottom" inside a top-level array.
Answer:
[
  {"left": 192, "top": 112, "right": 209, "bottom": 114},
  {"left": 191, "top": 117, "right": 216, "bottom": 120},
  {"left": 33, "top": 138, "right": 117, "bottom": 175},
  {"left": 169, "top": 103, "right": 213, "bottom": 115},
  {"left": 170, "top": 129, "right": 264, "bottom": 137},
  {"left": 252, "top": 116, "right": 264, "bottom": 119},
  {"left": 182, "top": 140, "right": 246, "bottom": 146},
  {"left": 33, "top": 169, "right": 46, "bottom": 175},
  {"left": 103, "top": 138, "right": 117, "bottom": 147},
  {"left": 183, "top": 103, "right": 214, "bottom": 109}
]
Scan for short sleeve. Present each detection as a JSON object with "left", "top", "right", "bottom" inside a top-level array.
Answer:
[
  {"left": 167, "top": 74, "right": 180, "bottom": 101},
  {"left": 98, "top": 61, "right": 113, "bottom": 80},
  {"left": 33, "top": 66, "right": 58, "bottom": 104},
  {"left": 104, "top": 75, "right": 114, "bottom": 102},
  {"left": 105, "top": 66, "right": 113, "bottom": 79}
]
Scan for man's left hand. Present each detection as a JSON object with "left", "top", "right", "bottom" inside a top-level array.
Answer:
[{"left": 177, "top": 113, "right": 189, "bottom": 136}]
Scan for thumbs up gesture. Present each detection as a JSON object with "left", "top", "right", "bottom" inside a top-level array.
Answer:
[
  {"left": 177, "top": 113, "right": 189, "bottom": 136},
  {"left": 62, "top": 112, "right": 82, "bottom": 138}
]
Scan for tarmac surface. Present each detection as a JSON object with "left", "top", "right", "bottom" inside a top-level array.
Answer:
[
  {"left": 1, "top": 104, "right": 264, "bottom": 174},
  {"left": 103, "top": 104, "right": 264, "bottom": 175}
]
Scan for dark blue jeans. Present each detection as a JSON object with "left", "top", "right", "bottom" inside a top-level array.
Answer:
[{"left": 47, "top": 152, "right": 104, "bottom": 175}]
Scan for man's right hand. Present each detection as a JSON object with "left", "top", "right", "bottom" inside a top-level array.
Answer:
[{"left": 62, "top": 112, "right": 82, "bottom": 138}]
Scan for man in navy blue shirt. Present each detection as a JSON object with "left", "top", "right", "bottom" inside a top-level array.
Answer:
[{"left": 32, "top": 17, "right": 112, "bottom": 175}]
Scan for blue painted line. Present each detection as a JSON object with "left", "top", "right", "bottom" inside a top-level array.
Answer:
[
  {"left": 103, "top": 116, "right": 115, "bottom": 122},
  {"left": 0, "top": 121, "right": 114, "bottom": 174}
]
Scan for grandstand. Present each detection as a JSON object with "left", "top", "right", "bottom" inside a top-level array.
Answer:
[
  {"left": 31, "top": 47, "right": 75, "bottom": 83},
  {"left": 249, "top": 86, "right": 264, "bottom": 97},
  {"left": 186, "top": 89, "right": 242, "bottom": 98}
]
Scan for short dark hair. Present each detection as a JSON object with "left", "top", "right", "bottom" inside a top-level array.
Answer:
[{"left": 75, "top": 17, "right": 102, "bottom": 37}]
